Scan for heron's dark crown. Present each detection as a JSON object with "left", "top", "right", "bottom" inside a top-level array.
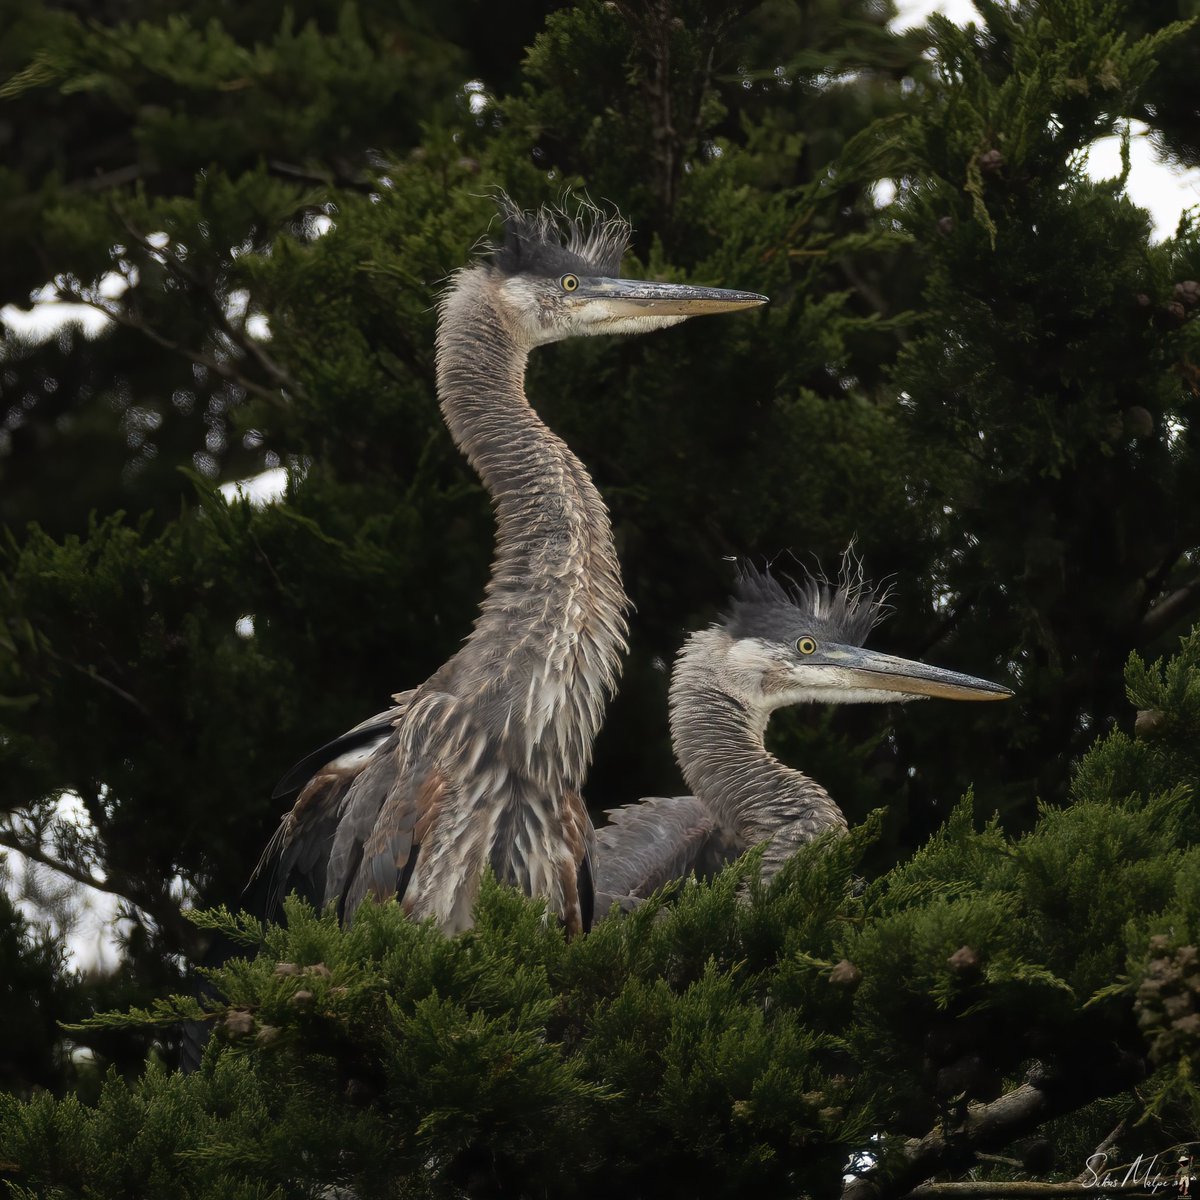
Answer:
[
  {"left": 489, "top": 195, "right": 631, "bottom": 279},
  {"left": 723, "top": 558, "right": 888, "bottom": 647}
]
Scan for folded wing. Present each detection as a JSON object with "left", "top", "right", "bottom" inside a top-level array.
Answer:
[{"left": 593, "top": 794, "right": 739, "bottom": 912}]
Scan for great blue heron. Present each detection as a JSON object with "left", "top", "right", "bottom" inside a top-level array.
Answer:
[
  {"left": 592, "top": 560, "right": 1012, "bottom": 908},
  {"left": 251, "top": 200, "right": 766, "bottom": 936}
]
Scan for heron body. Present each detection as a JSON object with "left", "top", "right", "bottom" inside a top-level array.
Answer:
[
  {"left": 253, "top": 201, "right": 766, "bottom": 935},
  {"left": 594, "top": 561, "right": 1012, "bottom": 906}
]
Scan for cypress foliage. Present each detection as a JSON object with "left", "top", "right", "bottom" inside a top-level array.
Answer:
[
  {"left": 4, "top": 0, "right": 1200, "bottom": 1190},
  {"left": 7, "top": 633, "right": 1200, "bottom": 1195}
]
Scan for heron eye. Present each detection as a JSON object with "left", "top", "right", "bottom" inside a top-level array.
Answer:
[
  {"left": 560, "top": 273, "right": 579, "bottom": 292},
  {"left": 796, "top": 636, "right": 817, "bottom": 656}
]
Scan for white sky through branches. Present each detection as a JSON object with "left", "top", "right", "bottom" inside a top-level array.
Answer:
[{"left": 892, "top": 0, "right": 1200, "bottom": 237}]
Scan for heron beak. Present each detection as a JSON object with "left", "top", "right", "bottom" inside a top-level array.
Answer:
[
  {"left": 820, "top": 644, "right": 1013, "bottom": 702},
  {"left": 577, "top": 276, "right": 768, "bottom": 316}
]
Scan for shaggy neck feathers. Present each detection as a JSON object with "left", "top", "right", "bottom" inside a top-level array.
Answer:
[
  {"left": 669, "top": 628, "right": 847, "bottom": 881},
  {"left": 433, "top": 268, "right": 629, "bottom": 795}
]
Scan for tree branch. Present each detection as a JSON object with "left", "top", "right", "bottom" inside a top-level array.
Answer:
[
  {"left": 143, "top": 229, "right": 299, "bottom": 396},
  {"left": 1, "top": 827, "right": 202, "bottom": 957},
  {"left": 55, "top": 285, "right": 285, "bottom": 406},
  {"left": 909, "top": 1184, "right": 1150, "bottom": 1198},
  {"left": 839, "top": 256, "right": 905, "bottom": 331},
  {"left": 1073, "top": 1120, "right": 1128, "bottom": 1184},
  {"left": 37, "top": 642, "right": 156, "bottom": 725},
  {"left": 1138, "top": 575, "right": 1200, "bottom": 644},
  {"left": 266, "top": 157, "right": 373, "bottom": 192},
  {"left": 75, "top": 163, "right": 146, "bottom": 192},
  {"left": 0, "top": 830, "right": 123, "bottom": 901},
  {"left": 842, "top": 1058, "right": 1145, "bottom": 1200},
  {"left": 114, "top": 215, "right": 307, "bottom": 403}
]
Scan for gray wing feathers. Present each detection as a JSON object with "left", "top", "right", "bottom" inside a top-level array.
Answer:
[
  {"left": 593, "top": 795, "right": 731, "bottom": 906},
  {"left": 271, "top": 693, "right": 415, "bottom": 800},
  {"left": 328, "top": 700, "right": 462, "bottom": 922},
  {"left": 251, "top": 764, "right": 363, "bottom": 917},
  {"left": 251, "top": 694, "right": 416, "bottom": 918},
  {"left": 325, "top": 746, "right": 417, "bottom": 918}
]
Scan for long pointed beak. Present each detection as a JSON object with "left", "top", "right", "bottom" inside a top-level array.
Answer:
[
  {"left": 578, "top": 276, "right": 767, "bottom": 316},
  {"left": 821, "top": 644, "right": 1013, "bottom": 702}
]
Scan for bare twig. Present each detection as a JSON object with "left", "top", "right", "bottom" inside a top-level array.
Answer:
[
  {"left": 55, "top": 284, "right": 284, "bottom": 405},
  {"left": 1138, "top": 575, "right": 1200, "bottom": 644},
  {"left": 0, "top": 831, "right": 121, "bottom": 900},
  {"left": 1074, "top": 1119, "right": 1128, "bottom": 1183}
]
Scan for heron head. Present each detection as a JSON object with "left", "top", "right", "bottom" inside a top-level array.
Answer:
[
  {"left": 485, "top": 197, "right": 766, "bottom": 347},
  {"left": 715, "top": 558, "right": 1012, "bottom": 712}
]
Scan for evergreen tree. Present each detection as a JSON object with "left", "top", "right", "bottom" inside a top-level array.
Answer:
[
  {"left": 4, "top": 0, "right": 1200, "bottom": 1192},
  {"left": 7, "top": 635, "right": 1200, "bottom": 1196},
  {"left": 0, "top": 0, "right": 929, "bottom": 1080}
]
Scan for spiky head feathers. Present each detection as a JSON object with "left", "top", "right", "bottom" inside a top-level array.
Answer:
[
  {"left": 724, "top": 557, "right": 889, "bottom": 648},
  {"left": 444, "top": 193, "right": 759, "bottom": 349},
  {"left": 489, "top": 195, "right": 631, "bottom": 279}
]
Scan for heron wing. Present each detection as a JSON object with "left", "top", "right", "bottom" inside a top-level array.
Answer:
[
  {"left": 271, "top": 693, "right": 415, "bottom": 801},
  {"left": 248, "top": 693, "right": 414, "bottom": 919},
  {"left": 331, "top": 751, "right": 447, "bottom": 922},
  {"left": 329, "top": 698, "right": 596, "bottom": 933},
  {"left": 593, "top": 794, "right": 736, "bottom": 909},
  {"left": 256, "top": 691, "right": 596, "bottom": 932},
  {"left": 559, "top": 789, "right": 595, "bottom": 936}
]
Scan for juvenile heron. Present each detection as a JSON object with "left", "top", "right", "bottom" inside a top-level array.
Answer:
[
  {"left": 252, "top": 200, "right": 765, "bottom": 936},
  {"left": 593, "top": 561, "right": 1012, "bottom": 907}
]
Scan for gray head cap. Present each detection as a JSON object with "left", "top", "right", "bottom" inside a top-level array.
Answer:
[
  {"left": 489, "top": 195, "right": 632, "bottom": 279},
  {"left": 723, "top": 558, "right": 890, "bottom": 647}
]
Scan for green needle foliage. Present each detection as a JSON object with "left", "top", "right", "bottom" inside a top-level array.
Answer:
[
  {"left": 5, "top": 0, "right": 1200, "bottom": 1189},
  {"left": 8, "top": 634, "right": 1200, "bottom": 1196}
]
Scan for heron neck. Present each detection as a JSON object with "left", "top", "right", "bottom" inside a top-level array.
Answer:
[
  {"left": 669, "top": 629, "right": 846, "bottom": 878},
  {"left": 433, "top": 273, "right": 628, "bottom": 789}
]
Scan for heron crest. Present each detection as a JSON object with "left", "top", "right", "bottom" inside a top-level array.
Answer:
[
  {"left": 725, "top": 554, "right": 891, "bottom": 647},
  {"left": 489, "top": 194, "right": 632, "bottom": 279}
]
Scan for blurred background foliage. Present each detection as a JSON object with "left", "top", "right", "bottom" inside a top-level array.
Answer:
[{"left": 4, "top": 0, "right": 1200, "bottom": 1189}]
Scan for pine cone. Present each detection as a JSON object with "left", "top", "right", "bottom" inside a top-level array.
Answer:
[
  {"left": 1123, "top": 406, "right": 1154, "bottom": 438},
  {"left": 947, "top": 945, "right": 982, "bottom": 976},
  {"left": 829, "top": 959, "right": 862, "bottom": 989},
  {"left": 1174, "top": 280, "right": 1200, "bottom": 307},
  {"left": 1135, "top": 709, "right": 1165, "bottom": 737},
  {"left": 1162, "top": 301, "right": 1188, "bottom": 326},
  {"left": 223, "top": 1010, "right": 255, "bottom": 1038},
  {"left": 1134, "top": 942, "right": 1200, "bottom": 1064}
]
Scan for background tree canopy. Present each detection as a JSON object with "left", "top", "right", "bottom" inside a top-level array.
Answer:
[{"left": 4, "top": 0, "right": 1200, "bottom": 1195}]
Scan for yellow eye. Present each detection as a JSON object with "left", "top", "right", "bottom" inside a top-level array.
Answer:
[
  {"left": 796, "top": 637, "right": 817, "bottom": 656},
  {"left": 560, "top": 273, "right": 579, "bottom": 292}
]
